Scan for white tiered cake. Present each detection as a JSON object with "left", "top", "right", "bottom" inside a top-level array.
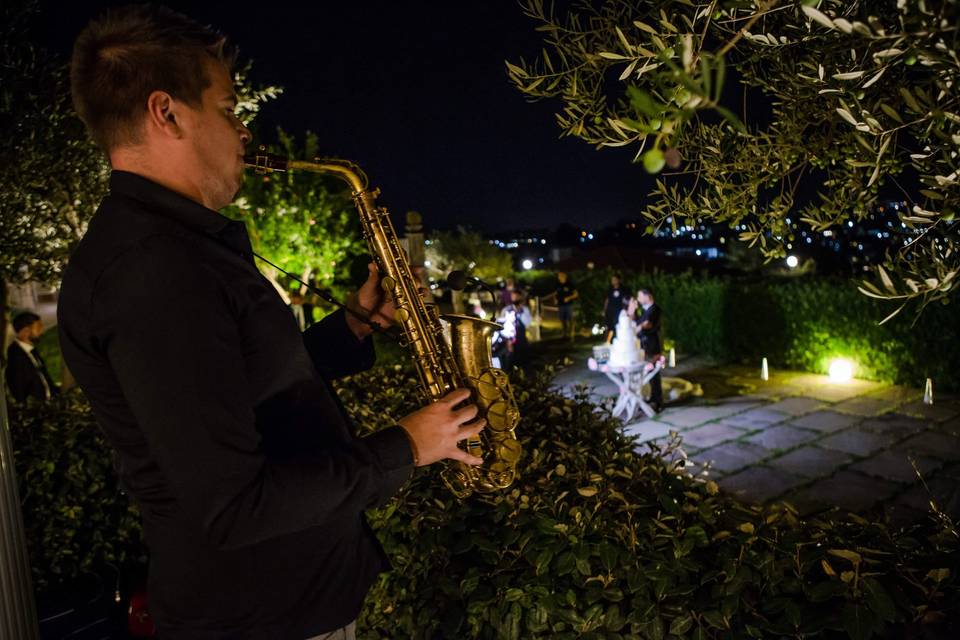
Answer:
[{"left": 607, "top": 310, "right": 642, "bottom": 367}]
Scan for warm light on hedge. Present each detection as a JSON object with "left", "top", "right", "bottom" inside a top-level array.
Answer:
[{"left": 828, "top": 358, "right": 854, "bottom": 383}]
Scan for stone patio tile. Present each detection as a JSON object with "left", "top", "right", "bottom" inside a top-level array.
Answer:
[
  {"left": 867, "top": 385, "right": 922, "bottom": 405},
  {"left": 765, "top": 397, "right": 827, "bottom": 417},
  {"left": 898, "top": 401, "right": 960, "bottom": 423},
  {"left": 787, "top": 411, "right": 862, "bottom": 434},
  {"left": 624, "top": 421, "right": 677, "bottom": 443},
  {"left": 894, "top": 476, "right": 960, "bottom": 518},
  {"left": 859, "top": 414, "right": 931, "bottom": 438},
  {"left": 779, "top": 490, "right": 833, "bottom": 516},
  {"left": 658, "top": 406, "right": 725, "bottom": 429},
  {"left": 749, "top": 383, "right": 797, "bottom": 399},
  {"left": 689, "top": 441, "right": 772, "bottom": 474},
  {"left": 850, "top": 450, "right": 943, "bottom": 484},
  {"left": 818, "top": 429, "right": 895, "bottom": 457},
  {"left": 744, "top": 425, "right": 819, "bottom": 451},
  {"left": 766, "top": 446, "right": 853, "bottom": 479},
  {"left": 679, "top": 423, "right": 749, "bottom": 449},
  {"left": 935, "top": 417, "right": 960, "bottom": 437},
  {"left": 718, "top": 466, "right": 807, "bottom": 504},
  {"left": 939, "top": 462, "right": 960, "bottom": 480},
  {"left": 832, "top": 396, "right": 899, "bottom": 417},
  {"left": 786, "top": 471, "right": 900, "bottom": 513},
  {"left": 789, "top": 376, "right": 884, "bottom": 402},
  {"left": 719, "top": 408, "right": 790, "bottom": 431},
  {"left": 693, "top": 400, "right": 765, "bottom": 419},
  {"left": 898, "top": 431, "right": 960, "bottom": 462},
  {"left": 883, "top": 502, "right": 929, "bottom": 529}
]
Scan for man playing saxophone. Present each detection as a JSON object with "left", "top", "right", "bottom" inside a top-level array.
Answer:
[{"left": 59, "top": 6, "right": 483, "bottom": 639}]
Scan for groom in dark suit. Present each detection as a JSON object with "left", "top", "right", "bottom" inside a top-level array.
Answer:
[
  {"left": 635, "top": 288, "right": 663, "bottom": 412},
  {"left": 6, "top": 311, "right": 58, "bottom": 403}
]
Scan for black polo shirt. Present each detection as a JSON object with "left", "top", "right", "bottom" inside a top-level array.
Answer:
[{"left": 58, "top": 170, "right": 413, "bottom": 639}]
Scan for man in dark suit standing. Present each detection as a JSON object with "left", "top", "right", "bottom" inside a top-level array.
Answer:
[
  {"left": 6, "top": 311, "right": 58, "bottom": 403},
  {"left": 635, "top": 288, "right": 663, "bottom": 412}
]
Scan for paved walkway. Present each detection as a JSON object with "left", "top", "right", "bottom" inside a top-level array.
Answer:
[{"left": 553, "top": 353, "right": 960, "bottom": 526}]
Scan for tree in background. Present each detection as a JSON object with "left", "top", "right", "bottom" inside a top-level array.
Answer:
[
  {"left": 508, "top": 0, "right": 958, "bottom": 320},
  {"left": 224, "top": 130, "right": 366, "bottom": 306},
  {"left": 0, "top": 3, "right": 108, "bottom": 345},
  {"left": 0, "top": 1, "right": 282, "bottom": 345},
  {"left": 425, "top": 227, "right": 514, "bottom": 312}
]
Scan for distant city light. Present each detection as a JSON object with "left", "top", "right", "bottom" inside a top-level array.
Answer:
[
  {"left": 786, "top": 255, "right": 799, "bottom": 268},
  {"left": 828, "top": 359, "right": 854, "bottom": 383},
  {"left": 848, "top": 221, "right": 854, "bottom": 228},
  {"left": 522, "top": 259, "right": 534, "bottom": 270},
  {"left": 695, "top": 249, "right": 702, "bottom": 256}
]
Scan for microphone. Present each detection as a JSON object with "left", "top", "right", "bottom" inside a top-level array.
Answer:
[
  {"left": 446, "top": 270, "right": 469, "bottom": 291},
  {"left": 446, "top": 270, "right": 499, "bottom": 305}
]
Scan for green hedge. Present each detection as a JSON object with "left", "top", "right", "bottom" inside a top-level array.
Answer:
[
  {"left": 9, "top": 392, "right": 144, "bottom": 590},
  {"left": 570, "top": 269, "right": 960, "bottom": 391},
  {"left": 342, "top": 363, "right": 959, "bottom": 639},
  {"left": 12, "top": 365, "right": 960, "bottom": 638}
]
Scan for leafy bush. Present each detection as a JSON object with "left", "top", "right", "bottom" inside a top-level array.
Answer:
[
  {"left": 13, "top": 363, "right": 959, "bottom": 638},
  {"left": 9, "top": 392, "right": 144, "bottom": 590},
  {"left": 571, "top": 269, "right": 960, "bottom": 391},
  {"left": 342, "top": 362, "right": 959, "bottom": 639}
]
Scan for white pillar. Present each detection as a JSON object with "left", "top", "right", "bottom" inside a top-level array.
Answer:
[{"left": 0, "top": 367, "right": 41, "bottom": 639}]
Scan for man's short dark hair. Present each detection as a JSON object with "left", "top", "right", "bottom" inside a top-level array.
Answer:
[
  {"left": 639, "top": 287, "right": 654, "bottom": 298},
  {"left": 12, "top": 312, "right": 41, "bottom": 333},
  {"left": 71, "top": 4, "right": 236, "bottom": 152}
]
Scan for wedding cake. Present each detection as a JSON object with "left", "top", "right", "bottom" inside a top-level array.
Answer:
[{"left": 607, "top": 310, "right": 642, "bottom": 367}]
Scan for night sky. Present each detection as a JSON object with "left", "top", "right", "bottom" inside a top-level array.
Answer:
[{"left": 34, "top": 0, "right": 654, "bottom": 233}]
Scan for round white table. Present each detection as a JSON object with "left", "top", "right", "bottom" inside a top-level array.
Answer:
[{"left": 587, "top": 357, "right": 664, "bottom": 421}]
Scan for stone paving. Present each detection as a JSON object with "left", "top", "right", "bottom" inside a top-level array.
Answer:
[{"left": 554, "top": 358, "right": 960, "bottom": 526}]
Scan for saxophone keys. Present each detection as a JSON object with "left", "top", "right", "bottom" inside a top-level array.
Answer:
[
  {"left": 487, "top": 462, "right": 516, "bottom": 489},
  {"left": 498, "top": 438, "right": 522, "bottom": 463},
  {"left": 395, "top": 307, "right": 410, "bottom": 323},
  {"left": 485, "top": 400, "right": 510, "bottom": 431},
  {"left": 381, "top": 275, "right": 395, "bottom": 292},
  {"left": 475, "top": 375, "right": 500, "bottom": 401}
]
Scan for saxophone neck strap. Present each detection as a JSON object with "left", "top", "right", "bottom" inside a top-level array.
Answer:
[{"left": 251, "top": 250, "right": 399, "bottom": 340}]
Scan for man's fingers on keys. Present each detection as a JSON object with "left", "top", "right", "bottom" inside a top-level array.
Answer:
[
  {"left": 442, "top": 388, "right": 472, "bottom": 405},
  {"left": 460, "top": 419, "right": 486, "bottom": 438},
  {"left": 452, "top": 448, "right": 484, "bottom": 465},
  {"left": 454, "top": 403, "right": 479, "bottom": 424}
]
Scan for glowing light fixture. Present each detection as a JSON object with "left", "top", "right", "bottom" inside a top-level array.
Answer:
[
  {"left": 828, "top": 358, "right": 854, "bottom": 383},
  {"left": 522, "top": 259, "right": 534, "bottom": 270},
  {"left": 786, "top": 255, "right": 799, "bottom": 268}
]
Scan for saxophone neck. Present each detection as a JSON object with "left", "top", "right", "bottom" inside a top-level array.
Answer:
[{"left": 244, "top": 147, "right": 369, "bottom": 194}]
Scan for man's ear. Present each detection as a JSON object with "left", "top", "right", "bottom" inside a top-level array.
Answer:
[{"left": 145, "top": 90, "right": 183, "bottom": 139}]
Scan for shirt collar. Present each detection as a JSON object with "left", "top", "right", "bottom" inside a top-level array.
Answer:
[
  {"left": 15, "top": 339, "right": 35, "bottom": 354},
  {"left": 109, "top": 170, "right": 252, "bottom": 255}
]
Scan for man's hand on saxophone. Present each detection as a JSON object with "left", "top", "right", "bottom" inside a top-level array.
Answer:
[
  {"left": 344, "top": 261, "right": 483, "bottom": 469},
  {"left": 397, "top": 388, "right": 486, "bottom": 467},
  {"left": 345, "top": 262, "right": 429, "bottom": 340}
]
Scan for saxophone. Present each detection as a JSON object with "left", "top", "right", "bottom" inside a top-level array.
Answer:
[{"left": 244, "top": 149, "right": 522, "bottom": 498}]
